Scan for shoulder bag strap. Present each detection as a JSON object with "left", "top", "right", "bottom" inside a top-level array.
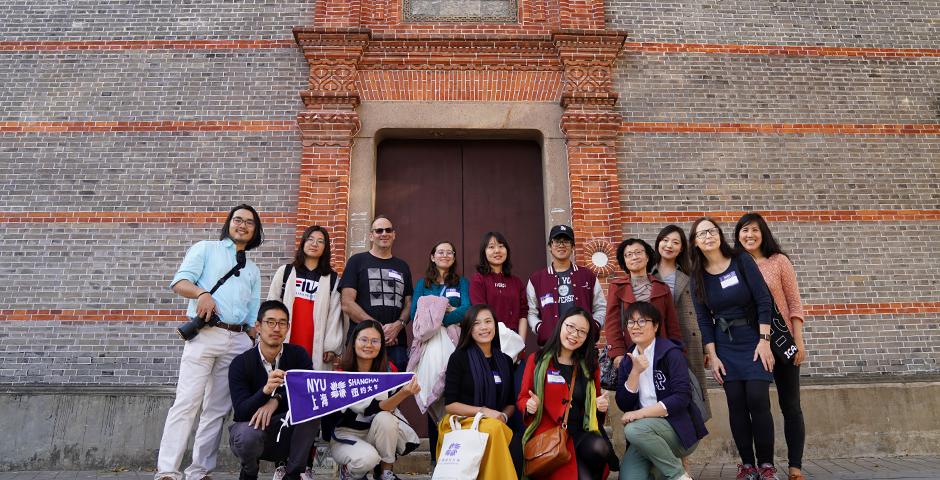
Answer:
[
  {"left": 280, "top": 264, "right": 293, "bottom": 300},
  {"left": 560, "top": 365, "right": 578, "bottom": 428}
]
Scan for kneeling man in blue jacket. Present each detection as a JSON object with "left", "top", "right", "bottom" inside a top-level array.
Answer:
[{"left": 229, "top": 300, "right": 317, "bottom": 480}]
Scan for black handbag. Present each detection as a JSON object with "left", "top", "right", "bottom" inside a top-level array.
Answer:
[
  {"left": 598, "top": 345, "right": 619, "bottom": 390},
  {"left": 736, "top": 255, "right": 799, "bottom": 365}
]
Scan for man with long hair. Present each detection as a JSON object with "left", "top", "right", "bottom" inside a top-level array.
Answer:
[{"left": 155, "top": 204, "right": 264, "bottom": 480}]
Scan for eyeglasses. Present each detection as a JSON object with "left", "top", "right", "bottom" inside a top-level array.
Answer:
[
  {"left": 694, "top": 227, "right": 720, "bottom": 240},
  {"left": 372, "top": 227, "right": 395, "bottom": 234},
  {"left": 435, "top": 250, "right": 455, "bottom": 257},
  {"left": 563, "top": 323, "right": 589, "bottom": 338},
  {"left": 231, "top": 216, "right": 256, "bottom": 228},
  {"left": 551, "top": 239, "right": 573, "bottom": 247},
  {"left": 356, "top": 337, "right": 382, "bottom": 346},
  {"left": 623, "top": 249, "right": 646, "bottom": 258},
  {"left": 305, "top": 238, "right": 325, "bottom": 246},
  {"left": 626, "top": 318, "right": 651, "bottom": 328},
  {"left": 262, "top": 319, "right": 289, "bottom": 329}
]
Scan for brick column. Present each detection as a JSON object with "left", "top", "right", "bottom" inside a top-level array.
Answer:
[
  {"left": 554, "top": 31, "right": 626, "bottom": 276},
  {"left": 294, "top": 29, "right": 370, "bottom": 270}
]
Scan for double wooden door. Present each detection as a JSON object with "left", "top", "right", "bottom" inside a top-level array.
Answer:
[{"left": 375, "top": 139, "right": 546, "bottom": 436}]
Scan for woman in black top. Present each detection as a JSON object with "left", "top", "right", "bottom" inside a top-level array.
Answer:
[{"left": 439, "top": 304, "right": 520, "bottom": 480}]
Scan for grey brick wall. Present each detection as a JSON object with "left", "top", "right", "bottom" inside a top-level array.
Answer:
[
  {"left": 0, "top": 0, "right": 314, "bottom": 386},
  {"left": 0, "top": 51, "right": 306, "bottom": 122},
  {"left": 616, "top": 54, "right": 940, "bottom": 124},
  {"left": 605, "top": 0, "right": 940, "bottom": 48},
  {"left": 611, "top": 1, "right": 940, "bottom": 379},
  {"left": 0, "top": 1, "right": 314, "bottom": 41},
  {"left": 616, "top": 135, "right": 940, "bottom": 212},
  {"left": 1, "top": 132, "right": 301, "bottom": 211}
]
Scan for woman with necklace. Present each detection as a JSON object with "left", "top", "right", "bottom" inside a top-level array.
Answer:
[{"left": 518, "top": 307, "right": 616, "bottom": 479}]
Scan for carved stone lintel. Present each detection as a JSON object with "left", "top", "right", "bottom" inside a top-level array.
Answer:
[{"left": 297, "top": 110, "right": 362, "bottom": 147}]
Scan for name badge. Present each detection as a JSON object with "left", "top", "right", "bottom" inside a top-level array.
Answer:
[
  {"left": 540, "top": 293, "right": 555, "bottom": 307},
  {"left": 493, "top": 372, "right": 502, "bottom": 384},
  {"left": 546, "top": 369, "right": 566, "bottom": 384},
  {"left": 387, "top": 270, "right": 402, "bottom": 281},
  {"left": 445, "top": 289, "right": 461, "bottom": 298},
  {"left": 719, "top": 271, "right": 740, "bottom": 289}
]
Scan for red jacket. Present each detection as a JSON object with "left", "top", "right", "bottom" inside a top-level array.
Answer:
[
  {"left": 604, "top": 275, "right": 682, "bottom": 359},
  {"left": 517, "top": 353, "right": 607, "bottom": 480}
]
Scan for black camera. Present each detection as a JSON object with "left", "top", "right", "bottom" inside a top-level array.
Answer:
[{"left": 177, "top": 314, "right": 215, "bottom": 341}]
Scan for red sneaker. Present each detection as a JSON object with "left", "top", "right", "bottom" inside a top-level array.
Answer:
[
  {"left": 759, "top": 464, "right": 780, "bottom": 480},
  {"left": 737, "top": 464, "right": 759, "bottom": 480}
]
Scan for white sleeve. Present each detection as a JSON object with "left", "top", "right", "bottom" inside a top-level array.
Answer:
[{"left": 526, "top": 280, "right": 541, "bottom": 333}]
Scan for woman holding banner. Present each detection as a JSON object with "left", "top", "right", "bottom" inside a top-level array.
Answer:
[
  {"left": 329, "top": 320, "right": 421, "bottom": 480},
  {"left": 517, "top": 307, "right": 615, "bottom": 480},
  {"left": 267, "top": 225, "right": 345, "bottom": 370},
  {"left": 438, "top": 304, "right": 519, "bottom": 479}
]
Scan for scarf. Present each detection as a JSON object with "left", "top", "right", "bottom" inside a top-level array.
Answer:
[
  {"left": 521, "top": 352, "right": 599, "bottom": 474},
  {"left": 467, "top": 343, "right": 512, "bottom": 409}
]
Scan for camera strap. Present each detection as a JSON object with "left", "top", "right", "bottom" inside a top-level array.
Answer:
[{"left": 207, "top": 251, "right": 247, "bottom": 295}]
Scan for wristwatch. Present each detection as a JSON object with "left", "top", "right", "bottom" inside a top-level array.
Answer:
[{"left": 759, "top": 333, "right": 772, "bottom": 342}]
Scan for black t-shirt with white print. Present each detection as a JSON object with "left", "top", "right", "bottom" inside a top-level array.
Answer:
[{"left": 339, "top": 252, "right": 413, "bottom": 345}]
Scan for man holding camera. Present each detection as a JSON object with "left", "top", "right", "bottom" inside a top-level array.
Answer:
[
  {"left": 155, "top": 204, "right": 263, "bottom": 480},
  {"left": 228, "top": 300, "right": 316, "bottom": 480}
]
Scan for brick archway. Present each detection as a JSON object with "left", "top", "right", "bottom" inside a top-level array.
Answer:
[{"left": 293, "top": 0, "right": 626, "bottom": 275}]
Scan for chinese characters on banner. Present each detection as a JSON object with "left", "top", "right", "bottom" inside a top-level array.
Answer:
[{"left": 284, "top": 370, "right": 415, "bottom": 424}]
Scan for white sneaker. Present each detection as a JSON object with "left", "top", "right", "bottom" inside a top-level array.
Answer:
[
  {"left": 271, "top": 466, "right": 287, "bottom": 480},
  {"left": 300, "top": 467, "right": 314, "bottom": 480}
]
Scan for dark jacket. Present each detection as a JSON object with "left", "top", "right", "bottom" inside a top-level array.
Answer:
[
  {"left": 604, "top": 275, "right": 683, "bottom": 359},
  {"left": 614, "top": 338, "right": 707, "bottom": 450},
  {"left": 229, "top": 343, "right": 313, "bottom": 422}
]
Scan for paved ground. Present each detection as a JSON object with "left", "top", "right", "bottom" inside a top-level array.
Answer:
[{"left": 1, "top": 456, "right": 938, "bottom": 479}]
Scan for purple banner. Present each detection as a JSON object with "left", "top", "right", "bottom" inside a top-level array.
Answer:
[{"left": 284, "top": 370, "right": 415, "bottom": 425}]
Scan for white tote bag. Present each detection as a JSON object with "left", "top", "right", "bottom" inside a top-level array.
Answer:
[{"left": 432, "top": 412, "right": 489, "bottom": 480}]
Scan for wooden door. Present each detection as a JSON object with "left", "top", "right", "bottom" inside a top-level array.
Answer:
[{"left": 375, "top": 139, "right": 546, "bottom": 436}]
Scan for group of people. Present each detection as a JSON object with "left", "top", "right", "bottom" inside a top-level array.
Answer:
[{"left": 153, "top": 204, "right": 808, "bottom": 480}]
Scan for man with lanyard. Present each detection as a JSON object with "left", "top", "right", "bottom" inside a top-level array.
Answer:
[
  {"left": 155, "top": 204, "right": 262, "bottom": 480},
  {"left": 339, "top": 215, "right": 413, "bottom": 370},
  {"left": 228, "top": 300, "right": 316, "bottom": 480},
  {"left": 526, "top": 224, "right": 606, "bottom": 346}
]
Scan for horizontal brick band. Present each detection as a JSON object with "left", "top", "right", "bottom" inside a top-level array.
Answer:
[
  {"left": 0, "top": 120, "right": 296, "bottom": 133},
  {"left": 0, "top": 211, "right": 296, "bottom": 224},
  {"left": 5, "top": 302, "right": 938, "bottom": 322},
  {"left": 622, "top": 210, "right": 940, "bottom": 224},
  {"left": 4, "top": 210, "right": 938, "bottom": 225},
  {"left": 621, "top": 122, "right": 940, "bottom": 135},
  {"left": 804, "top": 302, "right": 940, "bottom": 316},
  {"left": 0, "top": 39, "right": 296, "bottom": 52},
  {"left": 624, "top": 42, "right": 940, "bottom": 58}
]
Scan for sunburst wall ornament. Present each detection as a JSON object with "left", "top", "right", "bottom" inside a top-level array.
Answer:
[{"left": 583, "top": 239, "right": 616, "bottom": 277}]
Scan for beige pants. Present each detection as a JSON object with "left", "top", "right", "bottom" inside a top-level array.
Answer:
[{"left": 330, "top": 411, "right": 413, "bottom": 476}]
